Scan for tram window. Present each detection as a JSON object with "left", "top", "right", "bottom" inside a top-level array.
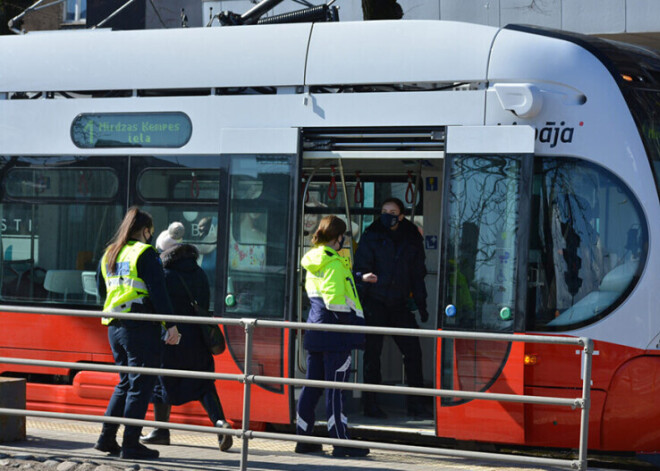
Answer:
[
  {"left": 442, "top": 156, "right": 521, "bottom": 333},
  {"left": 139, "top": 205, "right": 221, "bottom": 308},
  {"left": 134, "top": 160, "right": 223, "bottom": 308},
  {"left": 138, "top": 168, "right": 219, "bottom": 201},
  {"left": 527, "top": 158, "right": 647, "bottom": 331},
  {"left": 224, "top": 155, "right": 293, "bottom": 319},
  {"left": 627, "top": 89, "right": 660, "bottom": 198},
  {"left": 303, "top": 178, "right": 422, "bottom": 244},
  {"left": 0, "top": 156, "right": 125, "bottom": 306},
  {"left": 5, "top": 168, "right": 118, "bottom": 200}
]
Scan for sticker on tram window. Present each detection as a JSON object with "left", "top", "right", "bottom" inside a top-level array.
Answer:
[{"left": 71, "top": 112, "right": 192, "bottom": 148}]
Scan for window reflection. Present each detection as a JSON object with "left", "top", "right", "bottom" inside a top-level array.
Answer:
[
  {"left": 443, "top": 156, "right": 522, "bottom": 332},
  {"left": 528, "top": 158, "right": 646, "bottom": 330}
]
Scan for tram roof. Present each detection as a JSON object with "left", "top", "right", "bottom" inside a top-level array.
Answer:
[{"left": 0, "top": 20, "right": 499, "bottom": 93}]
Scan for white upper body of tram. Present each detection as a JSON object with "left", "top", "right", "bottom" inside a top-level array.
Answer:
[{"left": 0, "top": 20, "right": 658, "bottom": 351}]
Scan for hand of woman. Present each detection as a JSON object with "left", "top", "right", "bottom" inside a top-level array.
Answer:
[
  {"left": 164, "top": 325, "right": 182, "bottom": 345},
  {"left": 362, "top": 272, "right": 378, "bottom": 283}
]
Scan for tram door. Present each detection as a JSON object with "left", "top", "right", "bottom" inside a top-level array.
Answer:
[
  {"left": 437, "top": 126, "right": 534, "bottom": 442},
  {"left": 214, "top": 128, "right": 300, "bottom": 426},
  {"left": 298, "top": 138, "right": 446, "bottom": 416}
]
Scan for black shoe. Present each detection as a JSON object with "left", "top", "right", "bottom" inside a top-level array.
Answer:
[
  {"left": 140, "top": 428, "right": 170, "bottom": 445},
  {"left": 332, "top": 446, "right": 370, "bottom": 457},
  {"left": 120, "top": 443, "right": 160, "bottom": 460},
  {"left": 295, "top": 442, "right": 323, "bottom": 454},
  {"left": 363, "top": 404, "right": 388, "bottom": 419},
  {"left": 94, "top": 437, "right": 121, "bottom": 455}
]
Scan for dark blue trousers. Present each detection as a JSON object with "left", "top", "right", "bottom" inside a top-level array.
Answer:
[
  {"left": 102, "top": 321, "right": 161, "bottom": 446},
  {"left": 296, "top": 350, "right": 352, "bottom": 440}
]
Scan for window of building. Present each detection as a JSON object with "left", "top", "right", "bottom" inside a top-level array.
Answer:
[{"left": 64, "top": 0, "right": 86, "bottom": 23}]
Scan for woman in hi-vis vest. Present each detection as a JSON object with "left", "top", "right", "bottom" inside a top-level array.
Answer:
[
  {"left": 296, "top": 215, "right": 372, "bottom": 458},
  {"left": 93, "top": 207, "right": 180, "bottom": 461}
]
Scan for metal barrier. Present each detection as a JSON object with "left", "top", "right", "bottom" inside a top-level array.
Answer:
[{"left": 0, "top": 305, "right": 593, "bottom": 471}]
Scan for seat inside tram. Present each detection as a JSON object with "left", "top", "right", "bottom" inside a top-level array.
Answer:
[{"left": 297, "top": 156, "right": 443, "bottom": 428}]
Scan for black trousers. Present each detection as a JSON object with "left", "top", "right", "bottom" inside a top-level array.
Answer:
[
  {"left": 103, "top": 321, "right": 161, "bottom": 446},
  {"left": 362, "top": 297, "right": 424, "bottom": 389}
]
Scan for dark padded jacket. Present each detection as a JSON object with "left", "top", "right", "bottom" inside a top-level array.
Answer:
[
  {"left": 153, "top": 243, "right": 215, "bottom": 406},
  {"left": 354, "top": 217, "right": 427, "bottom": 311}
]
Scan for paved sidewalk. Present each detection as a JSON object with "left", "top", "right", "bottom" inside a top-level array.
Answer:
[{"left": 0, "top": 418, "right": 604, "bottom": 471}]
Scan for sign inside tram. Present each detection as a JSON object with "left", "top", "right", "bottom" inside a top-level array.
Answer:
[{"left": 71, "top": 112, "right": 192, "bottom": 148}]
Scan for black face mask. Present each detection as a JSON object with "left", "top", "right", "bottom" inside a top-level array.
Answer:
[
  {"left": 337, "top": 235, "right": 345, "bottom": 250},
  {"left": 380, "top": 213, "right": 399, "bottom": 228},
  {"left": 145, "top": 230, "right": 154, "bottom": 245}
]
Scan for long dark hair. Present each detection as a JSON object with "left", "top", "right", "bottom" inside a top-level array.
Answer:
[{"left": 105, "top": 207, "right": 153, "bottom": 273}]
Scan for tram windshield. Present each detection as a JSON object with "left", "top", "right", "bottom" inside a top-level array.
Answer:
[{"left": 627, "top": 89, "right": 660, "bottom": 199}]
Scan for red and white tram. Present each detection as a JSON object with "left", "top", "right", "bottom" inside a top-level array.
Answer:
[{"left": 0, "top": 20, "right": 658, "bottom": 454}]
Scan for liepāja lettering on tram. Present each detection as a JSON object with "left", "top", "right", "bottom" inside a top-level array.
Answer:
[{"left": 0, "top": 20, "right": 658, "bottom": 456}]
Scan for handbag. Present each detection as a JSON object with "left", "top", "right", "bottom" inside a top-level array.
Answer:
[{"left": 176, "top": 273, "right": 225, "bottom": 355}]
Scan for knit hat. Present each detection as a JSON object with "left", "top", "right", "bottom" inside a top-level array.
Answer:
[{"left": 156, "top": 222, "right": 185, "bottom": 252}]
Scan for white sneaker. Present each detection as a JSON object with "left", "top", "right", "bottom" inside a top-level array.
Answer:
[{"left": 216, "top": 420, "right": 233, "bottom": 452}]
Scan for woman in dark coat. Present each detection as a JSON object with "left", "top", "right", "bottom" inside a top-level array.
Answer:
[{"left": 141, "top": 243, "right": 232, "bottom": 452}]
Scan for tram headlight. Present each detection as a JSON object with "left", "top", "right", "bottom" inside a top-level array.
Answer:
[{"left": 524, "top": 354, "right": 538, "bottom": 366}]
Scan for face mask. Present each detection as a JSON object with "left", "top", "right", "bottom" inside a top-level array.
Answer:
[
  {"left": 337, "top": 235, "right": 345, "bottom": 250},
  {"left": 380, "top": 213, "right": 399, "bottom": 228},
  {"left": 145, "top": 230, "right": 154, "bottom": 245}
]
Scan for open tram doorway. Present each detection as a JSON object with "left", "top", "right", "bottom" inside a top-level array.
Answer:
[{"left": 296, "top": 128, "right": 445, "bottom": 433}]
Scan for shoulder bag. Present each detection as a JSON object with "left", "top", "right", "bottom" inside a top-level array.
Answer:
[{"left": 176, "top": 273, "right": 225, "bottom": 355}]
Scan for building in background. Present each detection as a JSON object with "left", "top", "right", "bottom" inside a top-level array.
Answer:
[{"left": 3, "top": 0, "right": 660, "bottom": 51}]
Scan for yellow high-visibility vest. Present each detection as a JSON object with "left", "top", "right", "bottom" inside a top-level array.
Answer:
[{"left": 100, "top": 241, "right": 151, "bottom": 325}]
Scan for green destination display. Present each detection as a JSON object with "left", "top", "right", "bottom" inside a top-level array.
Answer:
[{"left": 71, "top": 112, "right": 192, "bottom": 148}]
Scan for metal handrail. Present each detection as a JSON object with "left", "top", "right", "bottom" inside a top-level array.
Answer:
[{"left": 0, "top": 304, "right": 592, "bottom": 470}]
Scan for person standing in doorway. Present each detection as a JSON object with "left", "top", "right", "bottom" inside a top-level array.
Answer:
[
  {"left": 296, "top": 215, "right": 370, "bottom": 458},
  {"left": 354, "top": 197, "right": 431, "bottom": 419},
  {"left": 93, "top": 207, "right": 180, "bottom": 460}
]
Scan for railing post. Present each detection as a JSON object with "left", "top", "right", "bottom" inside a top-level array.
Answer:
[
  {"left": 577, "top": 337, "right": 593, "bottom": 470},
  {"left": 239, "top": 319, "right": 256, "bottom": 471}
]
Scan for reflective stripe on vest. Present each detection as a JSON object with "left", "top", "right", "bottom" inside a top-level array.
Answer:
[
  {"left": 100, "top": 241, "right": 152, "bottom": 325},
  {"left": 105, "top": 277, "right": 148, "bottom": 292}
]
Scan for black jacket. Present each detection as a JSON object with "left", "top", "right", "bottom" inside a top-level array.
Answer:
[
  {"left": 354, "top": 218, "right": 427, "bottom": 312},
  {"left": 154, "top": 243, "right": 215, "bottom": 406}
]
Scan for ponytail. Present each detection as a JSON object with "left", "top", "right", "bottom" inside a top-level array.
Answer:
[{"left": 105, "top": 207, "right": 153, "bottom": 273}]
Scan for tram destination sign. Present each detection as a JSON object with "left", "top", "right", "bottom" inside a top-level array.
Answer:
[{"left": 71, "top": 112, "right": 192, "bottom": 148}]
